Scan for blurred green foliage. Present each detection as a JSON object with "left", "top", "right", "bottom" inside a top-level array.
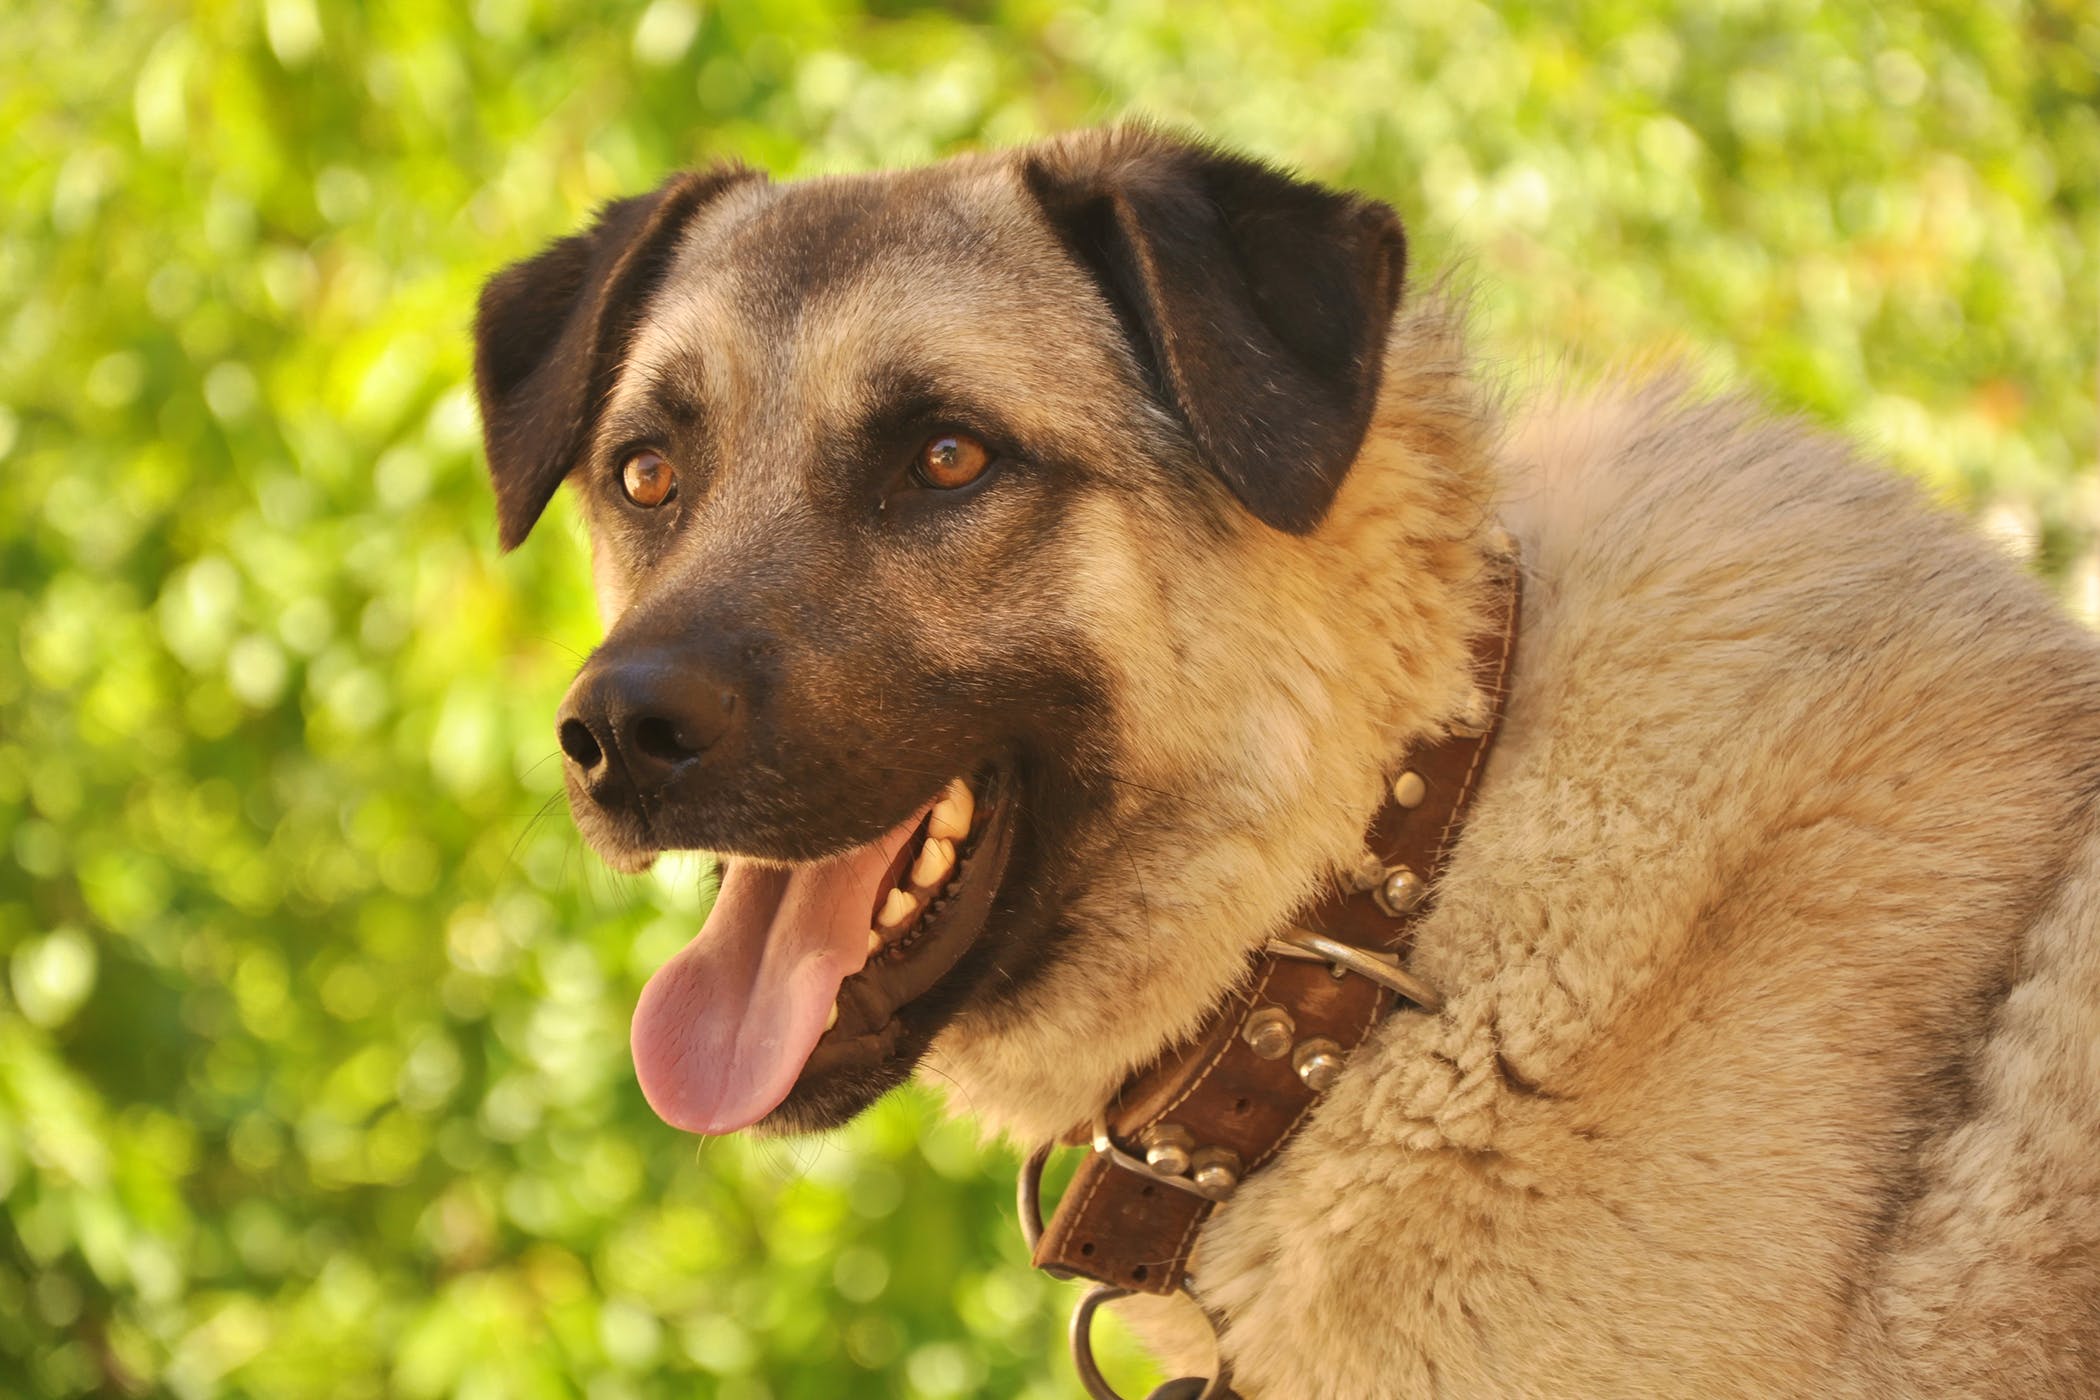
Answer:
[{"left": 0, "top": 0, "right": 2093, "bottom": 1395}]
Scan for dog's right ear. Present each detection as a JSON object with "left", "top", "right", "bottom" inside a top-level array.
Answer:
[{"left": 473, "top": 164, "right": 759, "bottom": 550}]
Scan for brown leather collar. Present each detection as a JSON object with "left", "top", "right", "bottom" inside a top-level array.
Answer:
[{"left": 1029, "top": 544, "right": 1522, "bottom": 1301}]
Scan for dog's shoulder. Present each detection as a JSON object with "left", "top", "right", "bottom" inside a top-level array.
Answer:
[{"left": 1184, "top": 376, "right": 2100, "bottom": 1398}]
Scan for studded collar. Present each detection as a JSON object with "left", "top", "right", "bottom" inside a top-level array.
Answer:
[{"left": 1020, "top": 541, "right": 1522, "bottom": 1394}]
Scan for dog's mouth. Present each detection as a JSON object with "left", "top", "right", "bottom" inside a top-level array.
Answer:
[{"left": 629, "top": 766, "right": 1015, "bottom": 1135}]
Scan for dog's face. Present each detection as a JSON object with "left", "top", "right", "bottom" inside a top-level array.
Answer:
[{"left": 473, "top": 129, "right": 1410, "bottom": 1138}]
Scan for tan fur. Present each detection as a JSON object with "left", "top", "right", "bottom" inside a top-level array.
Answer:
[
  {"left": 928, "top": 307, "right": 2100, "bottom": 1394},
  {"left": 543, "top": 142, "right": 2100, "bottom": 1393}
]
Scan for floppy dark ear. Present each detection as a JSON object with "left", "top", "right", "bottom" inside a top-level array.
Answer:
[
  {"left": 473, "top": 164, "right": 759, "bottom": 549},
  {"left": 1022, "top": 131, "right": 1406, "bottom": 534}
]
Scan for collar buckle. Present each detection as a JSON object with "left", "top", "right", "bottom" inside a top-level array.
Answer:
[{"left": 1267, "top": 925, "right": 1444, "bottom": 1012}]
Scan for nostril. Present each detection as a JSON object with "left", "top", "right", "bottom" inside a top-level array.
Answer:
[
  {"left": 558, "top": 718, "right": 604, "bottom": 770},
  {"left": 631, "top": 715, "right": 692, "bottom": 767}
]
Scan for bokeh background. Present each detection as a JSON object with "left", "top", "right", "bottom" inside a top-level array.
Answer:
[{"left": 2, "top": 0, "right": 2095, "bottom": 1395}]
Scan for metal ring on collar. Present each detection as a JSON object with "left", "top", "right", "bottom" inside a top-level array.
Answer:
[
  {"left": 1070, "top": 1284, "right": 1234, "bottom": 1400},
  {"left": 1019, "top": 1141, "right": 1054, "bottom": 1254},
  {"left": 1268, "top": 926, "right": 1445, "bottom": 1012}
]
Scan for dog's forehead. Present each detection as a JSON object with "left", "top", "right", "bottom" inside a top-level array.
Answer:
[
  {"left": 709, "top": 166, "right": 1004, "bottom": 310},
  {"left": 616, "top": 161, "right": 1130, "bottom": 441}
]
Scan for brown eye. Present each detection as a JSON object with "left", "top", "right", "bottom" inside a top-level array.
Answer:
[
  {"left": 620, "top": 450, "right": 676, "bottom": 508},
  {"left": 914, "top": 432, "right": 992, "bottom": 490}
]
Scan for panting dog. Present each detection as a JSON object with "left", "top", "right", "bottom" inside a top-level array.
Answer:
[{"left": 473, "top": 127, "right": 2100, "bottom": 1398}]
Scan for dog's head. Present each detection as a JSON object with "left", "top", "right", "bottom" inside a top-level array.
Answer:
[{"left": 474, "top": 128, "right": 1480, "bottom": 1141}]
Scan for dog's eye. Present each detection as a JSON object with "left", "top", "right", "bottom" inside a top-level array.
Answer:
[
  {"left": 620, "top": 450, "right": 677, "bottom": 508},
  {"left": 912, "top": 432, "right": 992, "bottom": 491}
]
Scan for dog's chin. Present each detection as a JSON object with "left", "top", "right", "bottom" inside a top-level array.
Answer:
[{"left": 753, "top": 1052, "right": 916, "bottom": 1136}]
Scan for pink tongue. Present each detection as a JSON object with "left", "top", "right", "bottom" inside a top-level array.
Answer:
[{"left": 630, "top": 808, "right": 928, "bottom": 1135}]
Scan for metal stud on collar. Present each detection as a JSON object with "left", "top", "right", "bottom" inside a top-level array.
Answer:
[
  {"left": 1187, "top": 1146, "right": 1243, "bottom": 1197},
  {"left": 1292, "top": 1036, "right": 1346, "bottom": 1091},
  {"left": 1371, "top": 864, "right": 1427, "bottom": 916},
  {"left": 1139, "top": 1123, "right": 1195, "bottom": 1177},
  {"left": 1088, "top": 1115, "right": 1238, "bottom": 1202},
  {"left": 1238, "top": 1005, "right": 1295, "bottom": 1059}
]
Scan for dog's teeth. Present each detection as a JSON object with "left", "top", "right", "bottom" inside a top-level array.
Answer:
[
  {"left": 911, "top": 836, "right": 955, "bottom": 890},
  {"left": 826, "top": 1001, "right": 839, "bottom": 1031},
  {"left": 877, "top": 886, "right": 920, "bottom": 932},
  {"left": 928, "top": 779, "right": 974, "bottom": 841},
  {"left": 866, "top": 928, "right": 885, "bottom": 957}
]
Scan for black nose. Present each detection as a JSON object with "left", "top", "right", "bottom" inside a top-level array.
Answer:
[{"left": 556, "top": 649, "right": 740, "bottom": 806}]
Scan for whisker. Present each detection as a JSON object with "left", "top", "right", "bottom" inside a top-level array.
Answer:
[
  {"left": 914, "top": 1058, "right": 980, "bottom": 1122},
  {"left": 1100, "top": 773, "right": 1176, "bottom": 803},
  {"left": 508, "top": 791, "right": 568, "bottom": 866},
  {"left": 519, "top": 748, "right": 564, "bottom": 781},
  {"left": 749, "top": 1133, "right": 822, "bottom": 1186},
  {"left": 530, "top": 634, "right": 590, "bottom": 665}
]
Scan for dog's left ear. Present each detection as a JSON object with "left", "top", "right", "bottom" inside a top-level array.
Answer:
[
  {"left": 1023, "top": 131, "right": 1406, "bottom": 534},
  {"left": 473, "top": 164, "right": 759, "bottom": 550}
]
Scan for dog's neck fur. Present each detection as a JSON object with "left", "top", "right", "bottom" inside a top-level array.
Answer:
[{"left": 922, "top": 295, "right": 1504, "bottom": 1144}]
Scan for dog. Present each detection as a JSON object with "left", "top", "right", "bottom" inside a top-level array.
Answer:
[{"left": 472, "top": 127, "right": 2100, "bottom": 1397}]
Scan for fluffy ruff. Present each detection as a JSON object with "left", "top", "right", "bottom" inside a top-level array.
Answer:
[{"left": 924, "top": 297, "right": 2100, "bottom": 1397}]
